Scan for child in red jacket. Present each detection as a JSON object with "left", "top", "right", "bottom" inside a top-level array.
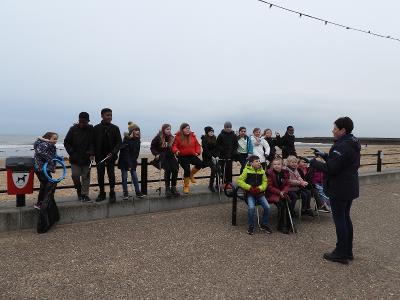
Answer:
[
  {"left": 172, "top": 123, "right": 203, "bottom": 194},
  {"left": 267, "top": 158, "right": 292, "bottom": 234}
]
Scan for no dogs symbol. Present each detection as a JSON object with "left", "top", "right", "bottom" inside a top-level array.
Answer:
[{"left": 12, "top": 172, "right": 30, "bottom": 189}]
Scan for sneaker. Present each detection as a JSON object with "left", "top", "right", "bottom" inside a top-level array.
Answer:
[
  {"left": 34, "top": 203, "right": 42, "bottom": 210},
  {"left": 136, "top": 192, "right": 145, "bottom": 198},
  {"left": 96, "top": 192, "right": 106, "bottom": 203},
  {"left": 109, "top": 191, "right": 116, "bottom": 204},
  {"left": 260, "top": 224, "right": 273, "bottom": 234},
  {"left": 208, "top": 184, "right": 216, "bottom": 193},
  {"left": 247, "top": 226, "right": 255, "bottom": 235},
  {"left": 165, "top": 187, "right": 173, "bottom": 198},
  {"left": 122, "top": 192, "right": 130, "bottom": 200},
  {"left": 81, "top": 195, "right": 92, "bottom": 203},
  {"left": 318, "top": 205, "right": 331, "bottom": 213}
]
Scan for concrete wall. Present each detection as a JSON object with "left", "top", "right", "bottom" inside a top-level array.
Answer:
[{"left": 1, "top": 170, "right": 399, "bottom": 232}]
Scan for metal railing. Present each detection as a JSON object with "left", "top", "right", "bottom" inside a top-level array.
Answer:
[{"left": 1, "top": 151, "right": 400, "bottom": 195}]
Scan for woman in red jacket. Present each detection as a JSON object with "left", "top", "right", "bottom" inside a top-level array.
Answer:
[
  {"left": 267, "top": 158, "right": 292, "bottom": 234},
  {"left": 172, "top": 123, "right": 203, "bottom": 194}
]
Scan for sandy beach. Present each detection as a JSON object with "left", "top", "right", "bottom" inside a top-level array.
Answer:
[{"left": 0, "top": 144, "right": 399, "bottom": 202}]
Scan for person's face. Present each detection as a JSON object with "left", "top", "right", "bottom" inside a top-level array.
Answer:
[
  {"left": 78, "top": 118, "right": 89, "bottom": 128},
  {"left": 102, "top": 112, "right": 112, "bottom": 123},
  {"left": 164, "top": 126, "right": 171, "bottom": 136},
  {"left": 239, "top": 128, "right": 246, "bottom": 137},
  {"left": 183, "top": 126, "right": 190, "bottom": 135},
  {"left": 224, "top": 127, "right": 232, "bottom": 133},
  {"left": 332, "top": 124, "right": 346, "bottom": 140},
  {"left": 298, "top": 160, "right": 307, "bottom": 168},
  {"left": 288, "top": 159, "right": 298, "bottom": 169},
  {"left": 207, "top": 130, "right": 214, "bottom": 137},
  {"left": 49, "top": 134, "right": 58, "bottom": 145},
  {"left": 133, "top": 129, "right": 140, "bottom": 138},
  {"left": 287, "top": 127, "right": 294, "bottom": 135},
  {"left": 254, "top": 130, "right": 261, "bottom": 137},
  {"left": 265, "top": 130, "right": 272, "bottom": 138},
  {"left": 251, "top": 159, "right": 261, "bottom": 169},
  {"left": 272, "top": 160, "right": 282, "bottom": 172}
]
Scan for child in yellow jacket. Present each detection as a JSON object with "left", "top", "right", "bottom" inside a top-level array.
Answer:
[{"left": 237, "top": 155, "right": 272, "bottom": 235}]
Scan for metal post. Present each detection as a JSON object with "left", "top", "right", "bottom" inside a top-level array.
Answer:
[
  {"left": 141, "top": 158, "right": 148, "bottom": 195},
  {"left": 232, "top": 188, "right": 237, "bottom": 226},
  {"left": 377, "top": 150, "right": 382, "bottom": 172},
  {"left": 16, "top": 194, "right": 26, "bottom": 207}
]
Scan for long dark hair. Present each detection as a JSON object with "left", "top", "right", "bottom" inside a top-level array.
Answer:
[
  {"left": 158, "top": 124, "right": 174, "bottom": 147},
  {"left": 179, "top": 123, "right": 191, "bottom": 145}
]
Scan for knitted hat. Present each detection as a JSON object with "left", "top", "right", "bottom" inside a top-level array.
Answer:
[
  {"left": 224, "top": 121, "right": 232, "bottom": 129},
  {"left": 204, "top": 126, "right": 214, "bottom": 134},
  {"left": 248, "top": 155, "right": 260, "bottom": 163},
  {"left": 128, "top": 121, "right": 140, "bottom": 134}
]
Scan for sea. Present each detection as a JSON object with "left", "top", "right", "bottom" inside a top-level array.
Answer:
[{"left": 0, "top": 134, "right": 331, "bottom": 159}]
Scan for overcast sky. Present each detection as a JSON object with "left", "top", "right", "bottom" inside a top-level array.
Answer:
[{"left": 0, "top": 0, "right": 399, "bottom": 139}]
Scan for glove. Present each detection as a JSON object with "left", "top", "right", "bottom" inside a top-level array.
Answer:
[
  {"left": 249, "top": 186, "right": 261, "bottom": 195},
  {"left": 311, "top": 148, "right": 327, "bottom": 158}
]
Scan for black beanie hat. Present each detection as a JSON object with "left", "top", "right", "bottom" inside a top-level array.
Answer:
[{"left": 204, "top": 126, "right": 214, "bottom": 134}]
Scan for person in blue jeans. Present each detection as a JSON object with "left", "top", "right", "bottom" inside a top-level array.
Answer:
[
  {"left": 118, "top": 122, "right": 145, "bottom": 200},
  {"left": 237, "top": 155, "right": 272, "bottom": 235}
]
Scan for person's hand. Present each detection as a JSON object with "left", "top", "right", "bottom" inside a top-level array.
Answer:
[
  {"left": 312, "top": 148, "right": 327, "bottom": 158},
  {"left": 249, "top": 186, "right": 261, "bottom": 195},
  {"left": 155, "top": 154, "right": 160, "bottom": 160},
  {"left": 301, "top": 181, "right": 308, "bottom": 187},
  {"left": 195, "top": 153, "right": 199, "bottom": 156},
  {"left": 175, "top": 151, "right": 180, "bottom": 156},
  {"left": 89, "top": 155, "right": 95, "bottom": 161},
  {"left": 279, "top": 192, "right": 285, "bottom": 198}
]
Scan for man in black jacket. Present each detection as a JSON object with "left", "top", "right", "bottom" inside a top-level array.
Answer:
[
  {"left": 310, "top": 117, "right": 361, "bottom": 264},
  {"left": 93, "top": 108, "right": 122, "bottom": 203},
  {"left": 276, "top": 126, "right": 297, "bottom": 159},
  {"left": 64, "top": 112, "right": 94, "bottom": 202},
  {"left": 216, "top": 121, "right": 239, "bottom": 184}
]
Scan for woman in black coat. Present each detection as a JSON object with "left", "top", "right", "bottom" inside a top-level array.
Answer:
[{"left": 201, "top": 126, "right": 219, "bottom": 192}]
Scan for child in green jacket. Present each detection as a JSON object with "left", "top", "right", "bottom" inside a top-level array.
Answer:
[{"left": 237, "top": 155, "right": 272, "bottom": 235}]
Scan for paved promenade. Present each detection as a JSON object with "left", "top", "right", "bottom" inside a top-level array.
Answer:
[{"left": 0, "top": 182, "right": 399, "bottom": 299}]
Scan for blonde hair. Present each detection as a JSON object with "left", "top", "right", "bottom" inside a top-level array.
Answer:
[
  {"left": 286, "top": 155, "right": 298, "bottom": 164},
  {"left": 42, "top": 132, "right": 58, "bottom": 140}
]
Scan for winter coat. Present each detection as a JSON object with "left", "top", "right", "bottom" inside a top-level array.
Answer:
[
  {"left": 93, "top": 121, "right": 122, "bottom": 163},
  {"left": 298, "top": 166, "right": 314, "bottom": 189},
  {"left": 286, "top": 166, "right": 303, "bottom": 192},
  {"left": 118, "top": 135, "right": 140, "bottom": 170},
  {"left": 201, "top": 135, "right": 219, "bottom": 166},
  {"left": 34, "top": 138, "right": 57, "bottom": 172},
  {"left": 277, "top": 133, "right": 297, "bottom": 158},
  {"left": 266, "top": 168, "right": 290, "bottom": 203},
  {"left": 172, "top": 132, "right": 201, "bottom": 157},
  {"left": 237, "top": 164, "right": 268, "bottom": 197},
  {"left": 310, "top": 134, "right": 361, "bottom": 201},
  {"left": 216, "top": 130, "right": 239, "bottom": 159},
  {"left": 264, "top": 137, "right": 278, "bottom": 162},
  {"left": 312, "top": 169, "right": 324, "bottom": 185},
  {"left": 150, "top": 134, "right": 178, "bottom": 171},
  {"left": 236, "top": 135, "right": 253, "bottom": 155},
  {"left": 64, "top": 124, "right": 94, "bottom": 166},
  {"left": 250, "top": 136, "right": 270, "bottom": 163}
]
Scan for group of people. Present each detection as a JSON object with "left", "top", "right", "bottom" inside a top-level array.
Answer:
[{"left": 33, "top": 109, "right": 360, "bottom": 265}]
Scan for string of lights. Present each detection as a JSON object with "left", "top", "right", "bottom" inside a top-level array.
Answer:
[{"left": 255, "top": 0, "right": 400, "bottom": 43}]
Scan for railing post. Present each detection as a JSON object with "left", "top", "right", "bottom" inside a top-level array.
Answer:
[
  {"left": 232, "top": 188, "right": 237, "bottom": 226},
  {"left": 377, "top": 150, "right": 382, "bottom": 172},
  {"left": 141, "top": 158, "right": 148, "bottom": 195}
]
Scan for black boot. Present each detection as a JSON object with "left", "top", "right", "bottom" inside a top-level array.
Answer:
[
  {"left": 165, "top": 187, "right": 173, "bottom": 198},
  {"left": 208, "top": 177, "right": 216, "bottom": 193},
  {"left": 171, "top": 186, "right": 180, "bottom": 197},
  {"left": 96, "top": 191, "right": 106, "bottom": 202},
  {"left": 109, "top": 190, "right": 116, "bottom": 204},
  {"left": 76, "top": 188, "right": 82, "bottom": 201}
]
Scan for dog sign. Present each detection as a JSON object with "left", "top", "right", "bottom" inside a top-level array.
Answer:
[{"left": 12, "top": 172, "right": 30, "bottom": 189}]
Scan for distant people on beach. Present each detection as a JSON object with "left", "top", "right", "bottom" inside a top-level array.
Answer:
[
  {"left": 93, "top": 108, "right": 122, "bottom": 203},
  {"left": 64, "top": 112, "right": 94, "bottom": 202}
]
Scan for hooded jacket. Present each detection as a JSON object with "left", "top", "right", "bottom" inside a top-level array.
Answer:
[
  {"left": 201, "top": 135, "right": 219, "bottom": 165},
  {"left": 237, "top": 164, "right": 268, "bottom": 197},
  {"left": 236, "top": 135, "right": 253, "bottom": 155},
  {"left": 64, "top": 124, "right": 94, "bottom": 166},
  {"left": 34, "top": 137, "right": 57, "bottom": 172},
  {"left": 277, "top": 133, "right": 297, "bottom": 158},
  {"left": 310, "top": 134, "right": 361, "bottom": 201},
  {"left": 216, "top": 130, "right": 239, "bottom": 159},
  {"left": 172, "top": 132, "right": 201, "bottom": 157}
]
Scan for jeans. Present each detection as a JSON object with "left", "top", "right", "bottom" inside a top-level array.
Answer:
[
  {"left": 247, "top": 195, "right": 270, "bottom": 227},
  {"left": 219, "top": 159, "right": 233, "bottom": 183},
  {"left": 314, "top": 184, "right": 330, "bottom": 207},
  {"left": 331, "top": 198, "right": 354, "bottom": 257},
  {"left": 71, "top": 164, "right": 91, "bottom": 196},
  {"left": 121, "top": 169, "right": 140, "bottom": 193}
]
